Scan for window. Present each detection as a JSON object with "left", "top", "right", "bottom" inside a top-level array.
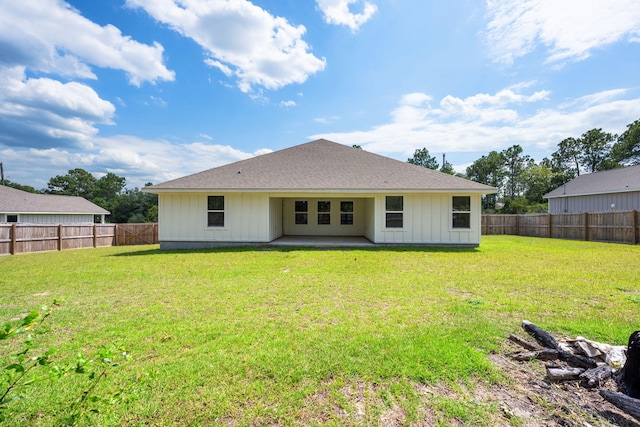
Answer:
[
  {"left": 317, "top": 201, "right": 331, "bottom": 225},
  {"left": 385, "top": 196, "right": 403, "bottom": 228},
  {"left": 6, "top": 215, "right": 18, "bottom": 223},
  {"left": 207, "top": 196, "right": 225, "bottom": 227},
  {"left": 340, "top": 201, "right": 354, "bottom": 225},
  {"left": 452, "top": 196, "right": 471, "bottom": 229},
  {"left": 295, "top": 200, "right": 308, "bottom": 225}
]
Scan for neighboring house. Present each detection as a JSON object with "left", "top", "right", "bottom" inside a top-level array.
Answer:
[
  {"left": 0, "top": 185, "right": 109, "bottom": 224},
  {"left": 145, "top": 139, "right": 496, "bottom": 248},
  {"left": 544, "top": 165, "right": 640, "bottom": 214}
]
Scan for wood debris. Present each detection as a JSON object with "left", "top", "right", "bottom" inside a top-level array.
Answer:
[{"left": 507, "top": 321, "right": 640, "bottom": 422}]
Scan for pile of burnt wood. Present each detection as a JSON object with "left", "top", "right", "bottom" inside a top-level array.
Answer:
[{"left": 508, "top": 321, "right": 640, "bottom": 422}]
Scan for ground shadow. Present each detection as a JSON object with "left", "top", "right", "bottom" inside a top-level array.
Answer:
[{"left": 109, "top": 244, "right": 480, "bottom": 257}]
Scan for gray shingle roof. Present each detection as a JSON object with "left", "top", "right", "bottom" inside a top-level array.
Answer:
[
  {"left": 147, "top": 139, "right": 496, "bottom": 193},
  {"left": 545, "top": 164, "right": 640, "bottom": 198},
  {"left": 0, "top": 185, "right": 110, "bottom": 214}
]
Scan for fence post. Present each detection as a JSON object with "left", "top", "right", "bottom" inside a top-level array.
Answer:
[
  {"left": 634, "top": 210, "right": 639, "bottom": 245},
  {"left": 515, "top": 215, "right": 520, "bottom": 236},
  {"left": 114, "top": 224, "right": 118, "bottom": 246},
  {"left": 584, "top": 212, "right": 589, "bottom": 241},
  {"left": 548, "top": 213, "right": 552, "bottom": 238},
  {"left": 93, "top": 224, "right": 98, "bottom": 248},
  {"left": 10, "top": 223, "right": 17, "bottom": 255},
  {"left": 58, "top": 224, "right": 63, "bottom": 251}
]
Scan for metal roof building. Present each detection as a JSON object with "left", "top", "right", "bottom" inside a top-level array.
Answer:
[{"left": 544, "top": 165, "right": 640, "bottom": 213}]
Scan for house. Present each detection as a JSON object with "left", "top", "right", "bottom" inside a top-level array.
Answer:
[
  {"left": 144, "top": 139, "right": 496, "bottom": 248},
  {"left": 544, "top": 165, "right": 640, "bottom": 214},
  {"left": 0, "top": 185, "right": 110, "bottom": 224}
]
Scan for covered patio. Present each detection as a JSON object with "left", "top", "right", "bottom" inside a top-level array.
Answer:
[{"left": 269, "top": 236, "right": 374, "bottom": 247}]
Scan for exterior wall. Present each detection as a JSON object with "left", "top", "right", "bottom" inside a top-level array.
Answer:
[
  {"left": 269, "top": 198, "right": 283, "bottom": 241},
  {"left": 0, "top": 214, "right": 95, "bottom": 224},
  {"left": 363, "top": 198, "right": 375, "bottom": 241},
  {"left": 157, "top": 191, "right": 484, "bottom": 247},
  {"left": 158, "top": 192, "right": 272, "bottom": 244},
  {"left": 282, "top": 198, "right": 367, "bottom": 236},
  {"left": 548, "top": 191, "right": 640, "bottom": 213},
  {"left": 373, "top": 193, "right": 482, "bottom": 246}
]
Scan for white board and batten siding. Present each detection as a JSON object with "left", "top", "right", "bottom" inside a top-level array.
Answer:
[
  {"left": 373, "top": 193, "right": 482, "bottom": 246},
  {"left": 158, "top": 192, "right": 483, "bottom": 247},
  {"left": 158, "top": 192, "right": 273, "bottom": 244}
]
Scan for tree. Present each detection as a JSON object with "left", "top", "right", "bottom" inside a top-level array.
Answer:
[
  {"left": 502, "top": 145, "right": 530, "bottom": 200},
  {"left": 46, "top": 168, "right": 96, "bottom": 199},
  {"left": 578, "top": 128, "right": 617, "bottom": 173},
  {"left": 612, "top": 118, "right": 640, "bottom": 165},
  {"left": 539, "top": 156, "right": 574, "bottom": 190},
  {"left": 2, "top": 180, "right": 41, "bottom": 193},
  {"left": 521, "top": 162, "right": 555, "bottom": 204},
  {"left": 94, "top": 173, "right": 126, "bottom": 201},
  {"left": 466, "top": 151, "right": 506, "bottom": 210},
  {"left": 552, "top": 137, "right": 581, "bottom": 176},
  {"left": 440, "top": 161, "right": 455, "bottom": 175},
  {"left": 108, "top": 184, "right": 158, "bottom": 223},
  {"left": 43, "top": 169, "right": 153, "bottom": 223},
  {"left": 407, "top": 148, "right": 438, "bottom": 169}
]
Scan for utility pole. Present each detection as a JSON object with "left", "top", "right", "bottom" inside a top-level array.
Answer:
[{"left": 0, "top": 162, "right": 4, "bottom": 186}]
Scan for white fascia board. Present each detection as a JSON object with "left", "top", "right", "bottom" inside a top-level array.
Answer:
[{"left": 145, "top": 188, "right": 496, "bottom": 195}]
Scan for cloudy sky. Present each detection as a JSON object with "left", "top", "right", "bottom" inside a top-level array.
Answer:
[{"left": 1, "top": 0, "right": 640, "bottom": 189}]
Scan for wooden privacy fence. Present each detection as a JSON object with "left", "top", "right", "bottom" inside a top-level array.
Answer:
[
  {"left": 482, "top": 211, "right": 640, "bottom": 245},
  {"left": 0, "top": 223, "right": 158, "bottom": 256}
]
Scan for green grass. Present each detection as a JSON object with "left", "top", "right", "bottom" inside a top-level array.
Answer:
[{"left": 1, "top": 236, "right": 639, "bottom": 425}]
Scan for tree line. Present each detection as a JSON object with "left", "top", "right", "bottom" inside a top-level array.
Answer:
[
  {"left": 3, "top": 169, "right": 157, "bottom": 223},
  {"left": 5, "top": 117, "right": 638, "bottom": 219},
  {"left": 407, "top": 118, "right": 640, "bottom": 213}
]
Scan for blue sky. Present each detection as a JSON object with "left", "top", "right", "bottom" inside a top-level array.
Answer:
[{"left": 1, "top": 0, "right": 640, "bottom": 189}]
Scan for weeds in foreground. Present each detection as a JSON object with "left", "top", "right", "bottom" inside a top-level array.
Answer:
[{"left": 0, "top": 303, "right": 130, "bottom": 425}]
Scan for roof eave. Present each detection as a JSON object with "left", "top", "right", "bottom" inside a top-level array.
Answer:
[
  {"left": 145, "top": 187, "right": 497, "bottom": 195},
  {"left": 545, "top": 188, "right": 640, "bottom": 199},
  {"left": 3, "top": 211, "right": 110, "bottom": 215}
]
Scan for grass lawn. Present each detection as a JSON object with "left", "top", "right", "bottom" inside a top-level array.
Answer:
[{"left": 1, "top": 235, "right": 639, "bottom": 426}]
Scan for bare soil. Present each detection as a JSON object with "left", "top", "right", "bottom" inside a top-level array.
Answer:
[{"left": 483, "top": 340, "right": 639, "bottom": 427}]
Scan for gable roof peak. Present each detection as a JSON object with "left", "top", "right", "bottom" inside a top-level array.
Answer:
[{"left": 147, "top": 139, "right": 496, "bottom": 193}]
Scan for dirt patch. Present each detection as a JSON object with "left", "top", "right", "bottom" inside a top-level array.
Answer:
[{"left": 488, "top": 340, "right": 639, "bottom": 426}]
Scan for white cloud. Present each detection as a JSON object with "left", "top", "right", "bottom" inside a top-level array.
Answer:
[
  {"left": 280, "top": 100, "right": 296, "bottom": 107},
  {"left": 0, "top": 0, "right": 175, "bottom": 85},
  {"left": 314, "top": 115, "right": 341, "bottom": 124},
  {"left": 310, "top": 86, "right": 640, "bottom": 161},
  {"left": 5, "top": 135, "right": 273, "bottom": 188},
  {"left": 486, "top": 0, "right": 640, "bottom": 65},
  {"left": 126, "top": 0, "right": 326, "bottom": 93},
  {"left": 0, "top": 66, "right": 115, "bottom": 149},
  {"left": 316, "top": 0, "right": 377, "bottom": 32},
  {"left": 92, "top": 137, "right": 272, "bottom": 186}
]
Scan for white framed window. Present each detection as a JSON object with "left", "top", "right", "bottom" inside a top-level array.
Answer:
[
  {"left": 385, "top": 196, "right": 403, "bottom": 228},
  {"left": 6, "top": 214, "right": 18, "bottom": 223},
  {"left": 207, "top": 196, "right": 225, "bottom": 227},
  {"left": 295, "top": 200, "right": 308, "bottom": 225},
  {"left": 340, "top": 201, "right": 354, "bottom": 225},
  {"left": 452, "top": 196, "right": 471, "bottom": 229},
  {"left": 317, "top": 201, "right": 331, "bottom": 225}
]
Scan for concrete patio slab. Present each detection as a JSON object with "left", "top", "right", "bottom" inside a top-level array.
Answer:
[{"left": 270, "top": 236, "right": 375, "bottom": 247}]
